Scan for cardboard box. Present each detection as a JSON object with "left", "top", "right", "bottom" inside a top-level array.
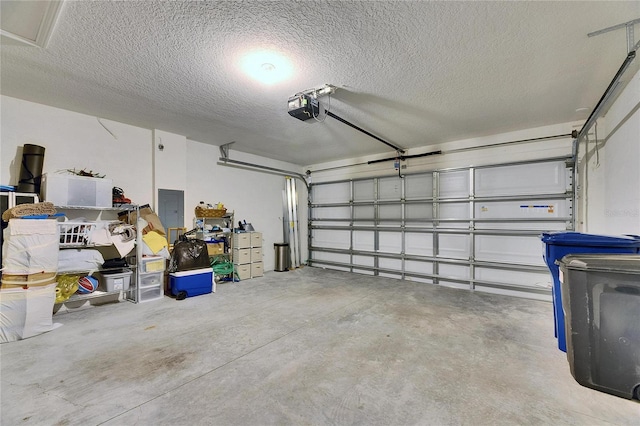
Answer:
[
  {"left": 207, "top": 242, "right": 224, "bottom": 256},
  {"left": 119, "top": 205, "right": 165, "bottom": 236}
]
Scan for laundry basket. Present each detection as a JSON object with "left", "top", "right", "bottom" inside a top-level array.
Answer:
[{"left": 58, "top": 221, "right": 97, "bottom": 247}]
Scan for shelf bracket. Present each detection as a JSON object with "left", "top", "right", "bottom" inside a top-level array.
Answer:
[{"left": 219, "top": 142, "right": 235, "bottom": 161}]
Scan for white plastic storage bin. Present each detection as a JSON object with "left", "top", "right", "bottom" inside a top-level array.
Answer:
[
  {"left": 236, "top": 264, "right": 251, "bottom": 280},
  {"left": 139, "top": 272, "right": 163, "bottom": 288},
  {"left": 140, "top": 256, "right": 165, "bottom": 273},
  {"left": 233, "top": 248, "right": 251, "bottom": 265},
  {"left": 250, "top": 232, "right": 262, "bottom": 247},
  {"left": 251, "top": 262, "right": 263, "bottom": 278},
  {"left": 233, "top": 233, "right": 251, "bottom": 249},
  {"left": 251, "top": 247, "right": 262, "bottom": 262},
  {"left": 41, "top": 173, "right": 112, "bottom": 207},
  {"left": 139, "top": 286, "right": 163, "bottom": 303},
  {"left": 96, "top": 270, "right": 132, "bottom": 292}
]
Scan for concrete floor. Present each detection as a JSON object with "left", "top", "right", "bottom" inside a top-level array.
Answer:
[{"left": 1, "top": 267, "right": 639, "bottom": 425}]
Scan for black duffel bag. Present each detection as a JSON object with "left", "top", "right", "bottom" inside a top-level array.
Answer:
[{"left": 168, "top": 238, "right": 210, "bottom": 272}]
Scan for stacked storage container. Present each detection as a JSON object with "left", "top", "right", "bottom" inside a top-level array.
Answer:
[
  {"left": 233, "top": 233, "right": 251, "bottom": 280},
  {"left": 250, "top": 232, "right": 263, "bottom": 278},
  {"left": 233, "top": 232, "right": 263, "bottom": 280},
  {"left": 137, "top": 255, "right": 165, "bottom": 302}
]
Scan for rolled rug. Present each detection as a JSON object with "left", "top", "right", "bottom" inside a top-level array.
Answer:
[{"left": 2, "top": 202, "right": 56, "bottom": 221}]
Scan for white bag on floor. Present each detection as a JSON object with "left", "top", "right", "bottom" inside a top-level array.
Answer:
[{"left": 0, "top": 283, "right": 60, "bottom": 343}]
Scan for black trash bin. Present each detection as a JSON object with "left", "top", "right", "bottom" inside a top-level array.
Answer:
[{"left": 558, "top": 254, "right": 640, "bottom": 400}]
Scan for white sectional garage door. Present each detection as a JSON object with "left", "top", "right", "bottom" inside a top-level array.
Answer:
[{"left": 308, "top": 158, "right": 574, "bottom": 299}]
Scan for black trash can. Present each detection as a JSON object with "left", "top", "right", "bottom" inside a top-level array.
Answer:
[
  {"left": 558, "top": 254, "right": 640, "bottom": 400},
  {"left": 274, "top": 243, "right": 289, "bottom": 272}
]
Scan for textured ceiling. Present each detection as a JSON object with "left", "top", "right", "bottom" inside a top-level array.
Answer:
[{"left": 1, "top": 1, "right": 639, "bottom": 166}]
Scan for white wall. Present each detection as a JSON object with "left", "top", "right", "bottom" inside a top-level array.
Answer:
[
  {"left": 186, "top": 141, "right": 308, "bottom": 271},
  {"left": 0, "top": 96, "right": 307, "bottom": 272},
  {"left": 152, "top": 129, "right": 188, "bottom": 220},
  {"left": 1, "top": 96, "right": 153, "bottom": 204},
  {"left": 581, "top": 67, "right": 640, "bottom": 235}
]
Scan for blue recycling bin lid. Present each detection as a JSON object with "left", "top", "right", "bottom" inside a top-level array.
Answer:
[{"left": 540, "top": 232, "right": 640, "bottom": 247}]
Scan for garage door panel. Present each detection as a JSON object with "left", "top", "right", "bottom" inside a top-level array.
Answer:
[
  {"left": 379, "top": 177, "right": 402, "bottom": 200},
  {"left": 475, "top": 199, "right": 571, "bottom": 219},
  {"left": 405, "top": 260, "right": 434, "bottom": 275},
  {"left": 440, "top": 170, "right": 469, "bottom": 198},
  {"left": 379, "top": 258, "right": 401, "bottom": 270},
  {"left": 440, "top": 203, "right": 470, "bottom": 219},
  {"left": 476, "top": 222, "right": 567, "bottom": 231},
  {"left": 379, "top": 204, "right": 401, "bottom": 220},
  {"left": 312, "top": 206, "right": 350, "bottom": 220},
  {"left": 476, "top": 286, "right": 550, "bottom": 301},
  {"left": 476, "top": 267, "right": 551, "bottom": 289},
  {"left": 405, "top": 174, "right": 433, "bottom": 199},
  {"left": 406, "top": 203, "right": 433, "bottom": 220},
  {"left": 378, "top": 232, "right": 401, "bottom": 253},
  {"left": 475, "top": 235, "right": 544, "bottom": 265},
  {"left": 438, "top": 234, "right": 470, "bottom": 259},
  {"left": 406, "top": 232, "right": 433, "bottom": 256},
  {"left": 475, "top": 161, "right": 569, "bottom": 196},
  {"left": 440, "top": 264, "right": 470, "bottom": 279},
  {"left": 407, "top": 276, "right": 434, "bottom": 284},
  {"left": 353, "top": 255, "right": 374, "bottom": 267},
  {"left": 312, "top": 251, "right": 350, "bottom": 264},
  {"left": 353, "top": 231, "right": 374, "bottom": 251},
  {"left": 354, "top": 206, "right": 374, "bottom": 220},
  {"left": 354, "top": 180, "right": 374, "bottom": 201},
  {"left": 309, "top": 158, "right": 572, "bottom": 300},
  {"left": 313, "top": 182, "right": 350, "bottom": 203},
  {"left": 313, "top": 229, "right": 350, "bottom": 249}
]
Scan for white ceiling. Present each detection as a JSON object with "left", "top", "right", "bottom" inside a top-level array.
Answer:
[{"left": 1, "top": 1, "right": 639, "bottom": 166}]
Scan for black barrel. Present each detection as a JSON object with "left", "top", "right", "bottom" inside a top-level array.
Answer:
[{"left": 17, "top": 144, "right": 46, "bottom": 194}]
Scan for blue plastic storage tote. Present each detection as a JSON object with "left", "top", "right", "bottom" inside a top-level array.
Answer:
[{"left": 540, "top": 232, "right": 640, "bottom": 352}]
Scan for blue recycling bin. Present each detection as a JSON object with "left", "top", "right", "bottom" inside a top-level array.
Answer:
[{"left": 540, "top": 232, "right": 640, "bottom": 352}]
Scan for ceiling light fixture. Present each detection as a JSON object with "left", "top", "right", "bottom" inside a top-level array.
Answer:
[{"left": 240, "top": 51, "right": 291, "bottom": 85}]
